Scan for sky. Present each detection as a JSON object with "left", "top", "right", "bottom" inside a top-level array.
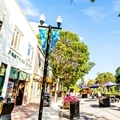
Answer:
[{"left": 17, "top": 0, "right": 120, "bottom": 80}]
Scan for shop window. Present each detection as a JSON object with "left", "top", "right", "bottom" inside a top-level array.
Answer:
[
  {"left": 0, "top": 21, "right": 3, "bottom": 31},
  {"left": 0, "top": 63, "right": 7, "bottom": 95},
  {"left": 27, "top": 42, "right": 34, "bottom": 62},
  {"left": 38, "top": 54, "right": 42, "bottom": 69},
  {"left": 11, "top": 27, "right": 22, "bottom": 51},
  {"left": 0, "top": 63, "right": 6, "bottom": 76}
]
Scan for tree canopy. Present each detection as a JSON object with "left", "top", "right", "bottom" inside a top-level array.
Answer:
[
  {"left": 87, "top": 79, "right": 96, "bottom": 87},
  {"left": 49, "top": 30, "right": 95, "bottom": 86},
  {"left": 115, "top": 66, "right": 120, "bottom": 83},
  {"left": 95, "top": 72, "right": 116, "bottom": 85}
]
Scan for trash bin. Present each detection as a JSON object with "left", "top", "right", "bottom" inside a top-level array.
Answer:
[
  {"left": 82, "top": 94, "right": 87, "bottom": 98},
  {"left": 70, "top": 101, "right": 80, "bottom": 120},
  {"left": 0, "top": 102, "right": 14, "bottom": 120}
]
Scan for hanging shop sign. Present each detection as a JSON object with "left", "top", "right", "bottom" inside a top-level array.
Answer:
[{"left": 8, "top": 49, "right": 32, "bottom": 68}]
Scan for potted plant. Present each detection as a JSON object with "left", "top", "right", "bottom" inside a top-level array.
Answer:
[{"left": 63, "top": 95, "right": 79, "bottom": 109}]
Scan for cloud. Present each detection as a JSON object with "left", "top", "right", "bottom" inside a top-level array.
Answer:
[
  {"left": 113, "top": 0, "right": 120, "bottom": 12},
  {"left": 79, "top": 36, "right": 84, "bottom": 41},
  {"left": 82, "top": 7, "right": 111, "bottom": 22},
  {"left": 112, "top": 30, "right": 118, "bottom": 34},
  {"left": 18, "top": 0, "right": 39, "bottom": 17}
]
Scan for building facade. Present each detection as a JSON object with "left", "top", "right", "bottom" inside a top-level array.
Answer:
[{"left": 0, "top": 0, "right": 39, "bottom": 105}]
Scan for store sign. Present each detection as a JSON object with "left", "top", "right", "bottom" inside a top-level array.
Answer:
[{"left": 8, "top": 49, "right": 32, "bottom": 68}]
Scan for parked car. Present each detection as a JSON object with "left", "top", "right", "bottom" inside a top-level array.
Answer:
[{"left": 43, "top": 93, "right": 51, "bottom": 107}]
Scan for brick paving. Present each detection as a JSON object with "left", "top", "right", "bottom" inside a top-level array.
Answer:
[{"left": 12, "top": 96, "right": 40, "bottom": 120}]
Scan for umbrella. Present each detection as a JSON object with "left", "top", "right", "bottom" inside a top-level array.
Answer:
[
  {"left": 89, "top": 83, "right": 100, "bottom": 88},
  {"left": 79, "top": 85, "right": 85, "bottom": 89},
  {"left": 79, "top": 85, "right": 89, "bottom": 89},
  {"left": 103, "top": 81, "right": 118, "bottom": 87}
]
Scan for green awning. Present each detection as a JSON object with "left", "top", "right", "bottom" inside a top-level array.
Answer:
[
  {"left": 9, "top": 67, "right": 18, "bottom": 79},
  {"left": 26, "top": 73, "right": 30, "bottom": 79},
  {"left": 19, "top": 71, "right": 27, "bottom": 80}
]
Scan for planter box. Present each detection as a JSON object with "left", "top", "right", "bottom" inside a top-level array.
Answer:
[
  {"left": 70, "top": 101, "right": 80, "bottom": 120},
  {"left": 82, "top": 94, "right": 88, "bottom": 98},
  {"left": 99, "top": 97, "right": 110, "bottom": 107}
]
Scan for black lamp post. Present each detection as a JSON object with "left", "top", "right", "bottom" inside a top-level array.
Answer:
[{"left": 38, "top": 14, "right": 62, "bottom": 120}]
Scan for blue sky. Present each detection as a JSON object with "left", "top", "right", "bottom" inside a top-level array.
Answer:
[{"left": 18, "top": 0, "right": 120, "bottom": 80}]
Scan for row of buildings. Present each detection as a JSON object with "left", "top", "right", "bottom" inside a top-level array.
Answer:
[{"left": 0, "top": 0, "right": 52, "bottom": 105}]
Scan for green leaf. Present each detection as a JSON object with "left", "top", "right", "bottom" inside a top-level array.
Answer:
[
  {"left": 118, "top": 13, "right": 120, "bottom": 17},
  {"left": 91, "top": 0, "right": 95, "bottom": 2}
]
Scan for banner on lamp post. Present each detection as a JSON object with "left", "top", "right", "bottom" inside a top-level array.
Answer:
[
  {"left": 39, "top": 29, "right": 47, "bottom": 54},
  {"left": 39, "top": 29, "right": 60, "bottom": 54},
  {"left": 50, "top": 30, "right": 60, "bottom": 54}
]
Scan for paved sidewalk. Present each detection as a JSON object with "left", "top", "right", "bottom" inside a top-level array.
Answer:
[
  {"left": 59, "top": 98, "right": 120, "bottom": 120},
  {"left": 12, "top": 96, "right": 40, "bottom": 120},
  {"left": 12, "top": 96, "right": 61, "bottom": 120},
  {"left": 12, "top": 96, "right": 120, "bottom": 120}
]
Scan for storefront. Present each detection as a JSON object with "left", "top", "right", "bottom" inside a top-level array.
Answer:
[
  {"left": 30, "top": 74, "right": 42, "bottom": 99},
  {"left": 6, "top": 67, "right": 31, "bottom": 105}
]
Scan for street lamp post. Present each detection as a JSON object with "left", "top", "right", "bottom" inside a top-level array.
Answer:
[{"left": 38, "top": 14, "right": 62, "bottom": 120}]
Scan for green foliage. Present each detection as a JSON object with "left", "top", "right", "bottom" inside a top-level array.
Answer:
[
  {"left": 118, "top": 13, "right": 120, "bottom": 17},
  {"left": 90, "top": 0, "right": 95, "bottom": 2},
  {"left": 96, "top": 72, "right": 116, "bottom": 85},
  {"left": 87, "top": 79, "right": 96, "bottom": 87},
  {"left": 36, "top": 34, "right": 41, "bottom": 45},
  {"left": 49, "top": 30, "right": 95, "bottom": 88},
  {"left": 115, "top": 66, "right": 120, "bottom": 83},
  {"left": 70, "top": 84, "right": 80, "bottom": 92}
]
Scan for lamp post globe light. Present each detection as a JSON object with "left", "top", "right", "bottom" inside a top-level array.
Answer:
[{"left": 38, "top": 14, "right": 62, "bottom": 120}]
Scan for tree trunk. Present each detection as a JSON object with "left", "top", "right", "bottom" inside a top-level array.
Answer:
[{"left": 54, "top": 77, "right": 60, "bottom": 102}]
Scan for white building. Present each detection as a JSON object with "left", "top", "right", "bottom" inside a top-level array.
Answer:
[{"left": 0, "top": 0, "right": 39, "bottom": 105}]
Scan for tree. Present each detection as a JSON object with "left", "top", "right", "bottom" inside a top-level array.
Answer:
[
  {"left": 36, "top": 34, "right": 41, "bottom": 45},
  {"left": 87, "top": 79, "right": 96, "bottom": 87},
  {"left": 49, "top": 30, "right": 95, "bottom": 101},
  {"left": 115, "top": 66, "right": 120, "bottom": 83},
  {"left": 96, "top": 72, "right": 116, "bottom": 85}
]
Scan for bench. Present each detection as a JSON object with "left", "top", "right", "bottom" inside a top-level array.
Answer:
[{"left": 0, "top": 102, "right": 14, "bottom": 120}]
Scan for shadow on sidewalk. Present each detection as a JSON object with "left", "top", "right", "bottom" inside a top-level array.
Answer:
[
  {"left": 59, "top": 113, "right": 70, "bottom": 120},
  {"left": 12, "top": 102, "right": 39, "bottom": 120}
]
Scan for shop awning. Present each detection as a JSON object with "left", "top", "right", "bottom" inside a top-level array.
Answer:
[
  {"left": 19, "top": 71, "right": 27, "bottom": 80},
  {"left": 26, "top": 74, "right": 31, "bottom": 82},
  {"left": 33, "top": 74, "right": 42, "bottom": 82},
  {"left": 46, "top": 77, "right": 52, "bottom": 84},
  {"left": 33, "top": 74, "right": 52, "bottom": 84},
  {"left": 9, "top": 67, "right": 19, "bottom": 80}
]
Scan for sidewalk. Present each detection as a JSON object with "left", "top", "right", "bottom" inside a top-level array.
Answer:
[
  {"left": 12, "top": 96, "right": 61, "bottom": 120},
  {"left": 59, "top": 98, "right": 120, "bottom": 120},
  {"left": 12, "top": 96, "right": 120, "bottom": 120}
]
